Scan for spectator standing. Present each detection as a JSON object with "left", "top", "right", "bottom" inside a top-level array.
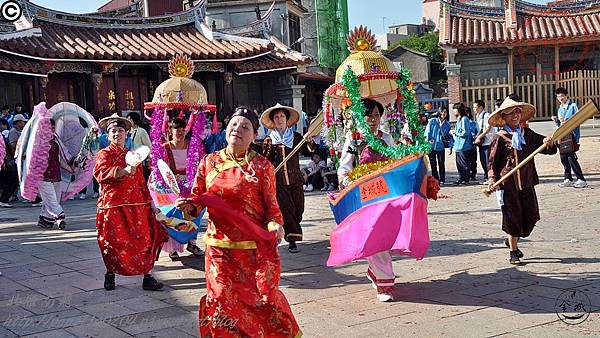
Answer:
[
  {"left": 450, "top": 103, "right": 474, "bottom": 185},
  {"left": 555, "top": 87, "right": 587, "bottom": 188},
  {"left": 8, "top": 114, "right": 28, "bottom": 155},
  {"left": 0, "top": 106, "right": 12, "bottom": 129},
  {"left": 473, "top": 100, "right": 494, "bottom": 184},
  {"left": 424, "top": 106, "right": 452, "bottom": 184}
]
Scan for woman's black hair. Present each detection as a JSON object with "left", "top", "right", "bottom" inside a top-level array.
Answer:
[
  {"left": 361, "top": 98, "right": 384, "bottom": 117},
  {"left": 50, "top": 119, "right": 56, "bottom": 126},
  {"left": 169, "top": 118, "right": 186, "bottom": 130},
  {"left": 269, "top": 108, "right": 290, "bottom": 122},
  {"left": 232, "top": 106, "right": 259, "bottom": 132},
  {"left": 128, "top": 112, "right": 141, "bottom": 126}
]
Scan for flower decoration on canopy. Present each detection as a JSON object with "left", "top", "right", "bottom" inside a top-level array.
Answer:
[
  {"left": 347, "top": 26, "right": 376, "bottom": 52},
  {"left": 168, "top": 54, "right": 194, "bottom": 78},
  {"left": 321, "top": 26, "right": 431, "bottom": 175}
]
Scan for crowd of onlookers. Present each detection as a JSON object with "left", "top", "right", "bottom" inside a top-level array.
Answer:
[
  {"left": 0, "top": 106, "right": 332, "bottom": 209},
  {"left": 425, "top": 88, "right": 588, "bottom": 188},
  {"left": 1, "top": 103, "right": 31, "bottom": 208},
  {"left": 2, "top": 90, "right": 588, "bottom": 210}
]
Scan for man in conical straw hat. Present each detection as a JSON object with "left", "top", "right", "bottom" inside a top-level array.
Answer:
[{"left": 486, "top": 97, "right": 556, "bottom": 265}]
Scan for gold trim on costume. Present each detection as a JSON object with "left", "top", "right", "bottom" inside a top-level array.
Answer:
[
  {"left": 205, "top": 150, "right": 258, "bottom": 186},
  {"left": 97, "top": 202, "right": 151, "bottom": 210},
  {"left": 203, "top": 233, "right": 257, "bottom": 249}
]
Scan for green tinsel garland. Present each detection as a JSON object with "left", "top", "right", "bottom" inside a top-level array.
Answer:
[{"left": 341, "top": 67, "right": 431, "bottom": 159}]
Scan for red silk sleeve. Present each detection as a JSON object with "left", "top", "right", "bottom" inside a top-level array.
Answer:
[
  {"left": 261, "top": 161, "right": 284, "bottom": 226},
  {"left": 187, "top": 155, "right": 208, "bottom": 217},
  {"left": 93, "top": 149, "right": 121, "bottom": 184}
]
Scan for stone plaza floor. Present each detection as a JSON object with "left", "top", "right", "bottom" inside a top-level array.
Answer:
[{"left": 1, "top": 122, "right": 599, "bottom": 337}]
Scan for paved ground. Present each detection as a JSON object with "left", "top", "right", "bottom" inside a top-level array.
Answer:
[{"left": 1, "top": 122, "right": 599, "bottom": 337}]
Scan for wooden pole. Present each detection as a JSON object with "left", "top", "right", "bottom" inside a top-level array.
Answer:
[{"left": 274, "top": 111, "right": 324, "bottom": 173}]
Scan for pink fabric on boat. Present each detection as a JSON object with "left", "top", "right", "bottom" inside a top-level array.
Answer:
[
  {"left": 21, "top": 103, "right": 53, "bottom": 201},
  {"left": 326, "top": 192, "right": 430, "bottom": 267},
  {"left": 0, "top": 136, "right": 5, "bottom": 168}
]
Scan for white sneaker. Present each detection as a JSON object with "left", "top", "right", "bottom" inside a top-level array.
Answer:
[
  {"left": 303, "top": 184, "right": 307, "bottom": 191},
  {"left": 376, "top": 286, "right": 395, "bottom": 302},
  {"left": 92, "top": 192, "right": 99, "bottom": 198},
  {"left": 304, "top": 184, "right": 314, "bottom": 192},
  {"left": 0, "top": 202, "right": 13, "bottom": 208},
  {"left": 573, "top": 179, "right": 588, "bottom": 188},
  {"left": 79, "top": 194, "right": 86, "bottom": 200},
  {"left": 558, "top": 179, "right": 573, "bottom": 187},
  {"left": 377, "top": 292, "right": 394, "bottom": 302},
  {"left": 320, "top": 184, "right": 329, "bottom": 192},
  {"left": 31, "top": 202, "right": 42, "bottom": 207}
]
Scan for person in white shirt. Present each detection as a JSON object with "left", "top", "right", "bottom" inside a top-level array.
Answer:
[{"left": 473, "top": 100, "right": 494, "bottom": 184}]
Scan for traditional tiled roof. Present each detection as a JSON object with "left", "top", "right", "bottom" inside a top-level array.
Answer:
[
  {"left": 440, "top": 0, "right": 600, "bottom": 48},
  {"left": 0, "top": 0, "right": 308, "bottom": 74},
  {"left": 0, "top": 52, "right": 49, "bottom": 75},
  {"left": 0, "top": 20, "right": 271, "bottom": 61}
]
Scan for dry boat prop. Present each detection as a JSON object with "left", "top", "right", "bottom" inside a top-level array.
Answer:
[
  {"left": 321, "top": 27, "right": 436, "bottom": 267},
  {"left": 146, "top": 55, "right": 216, "bottom": 243},
  {"left": 17, "top": 102, "right": 98, "bottom": 202}
]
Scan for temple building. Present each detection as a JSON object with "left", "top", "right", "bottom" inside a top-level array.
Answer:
[
  {"left": 0, "top": 0, "right": 310, "bottom": 118},
  {"left": 437, "top": 0, "right": 600, "bottom": 118}
]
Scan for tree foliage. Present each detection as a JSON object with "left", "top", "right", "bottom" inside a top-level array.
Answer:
[{"left": 388, "top": 31, "right": 443, "bottom": 62}]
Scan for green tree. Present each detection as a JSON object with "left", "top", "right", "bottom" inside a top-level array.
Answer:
[{"left": 387, "top": 31, "right": 443, "bottom": 62}]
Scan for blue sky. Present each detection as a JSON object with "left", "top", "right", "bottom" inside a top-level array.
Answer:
[{"left": 29, "top": 0, "right": 552, "bottom": 34}]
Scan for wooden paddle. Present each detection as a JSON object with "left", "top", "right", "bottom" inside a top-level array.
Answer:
[
  {"left": 482, "top": 100, "right": 599, "bottom": 197},
  {"left": 274, "top": 111, "right": 324, "bottom": 173}
]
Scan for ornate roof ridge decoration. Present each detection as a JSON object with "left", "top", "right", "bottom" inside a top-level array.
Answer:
[
  {"left": 19, "top": 0, "right": 208, "bottom": 29},
  {"left": 85, "top": 3, "right": 140, "bottom": 18},
  {"left": 213, "top": 32, "right": 272, "bottom": 46},
  {"left": 216, "top": 0, "right": 275, "bottom": 38},
  {"left": 442, "top": 0, "right": 600, "bottom": 19}
]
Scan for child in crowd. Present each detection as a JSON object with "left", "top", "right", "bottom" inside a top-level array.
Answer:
[
  {"left": 320, "top": 157, "right": 338, "bottom": 191},
  {"left": 302, "top": 150, "right": 327, "bottom": 192}
]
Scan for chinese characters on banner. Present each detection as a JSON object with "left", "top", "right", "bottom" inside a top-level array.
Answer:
[{"left": 359, "top": 176, "right": 390, "bottom": 202}]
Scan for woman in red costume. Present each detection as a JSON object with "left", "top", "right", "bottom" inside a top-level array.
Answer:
[
  {"left": 94, "top": 114, "right": 167, "bottom": 291},
  {"left": 177, "top": 107, "right": 301, "bottom": 337}
]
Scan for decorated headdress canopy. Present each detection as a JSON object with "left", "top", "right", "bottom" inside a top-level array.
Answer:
[
  {"left": 322, "top": 26, "right": 431, "bottom": 167},
  {"left": 327, "top": 26, "right": 400, "bottom": 107},
  {"left": 144, "top": 55, "right": 216, "bottom": 112}
]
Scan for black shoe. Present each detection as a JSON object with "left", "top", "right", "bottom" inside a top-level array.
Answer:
[
  {"left": 37, "top": 216, "right": 54, "bottom": 229},
  {"left": 288, "top": 241, "right": 299, "bottom": 253},
  {"left": 57, "top": 219, "right": 66, "bottom": 230},
  {"left": 509, "top": 251, "right": 523, "bottom": 265},
  {"left": 504, "top": 239, "right": 523, "bottom": 258},
  {"left": 169, "top": 252, "right": 180, "bottom": 261},
  {"left": 104, "top": 272, "right": 115, "bottom": 291},
  {"left": 186, "top": 244, "right": 204, "bottom": 257},
  {"left": 453, "top": 180, "right": 465, "bottom": 185},
  {"left": 143, "top": 275, "right": 164, "bottom": 291}
]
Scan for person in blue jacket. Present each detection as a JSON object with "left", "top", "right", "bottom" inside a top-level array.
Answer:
[
  {"left": 450, "top": 102, "right": 474, "bottom": 185},
  {"left": 555, "top": 87, "right": 587, "bottom": 188},
  {"left": 204, "top": 118, "right": 228, "bottom": 153},
  {"left": 424, "top": 106, "right": 452, "bottom": 184}
]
